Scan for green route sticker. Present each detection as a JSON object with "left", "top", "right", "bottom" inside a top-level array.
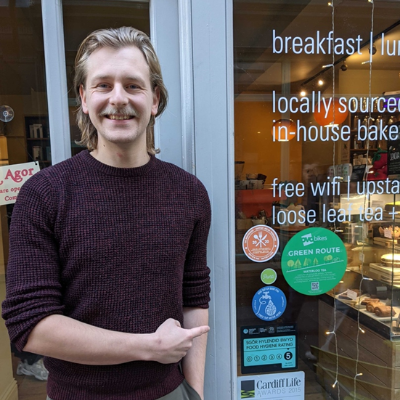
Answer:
[
  {"left": 260, "top": 268, "right": 277, "bottom": 285},
  {"left": 281, "top": 227, "right": 347, "bottom": 296}
]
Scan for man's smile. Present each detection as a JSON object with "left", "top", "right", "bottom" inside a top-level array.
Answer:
[{"left": 106, "top": 114, "right": 135, "bottom": 120}]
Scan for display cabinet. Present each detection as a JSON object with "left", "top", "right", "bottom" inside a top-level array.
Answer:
[{"left": 315, "top": 191, "right": 400, "bottom": 400}]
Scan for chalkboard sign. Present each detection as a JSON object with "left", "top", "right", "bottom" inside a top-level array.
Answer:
[
  {"left": 350, "top": 164, "right": 366, "bottom": 182},
  {"left": 388, "top": 122, "right": 400, "bottom": 178}
]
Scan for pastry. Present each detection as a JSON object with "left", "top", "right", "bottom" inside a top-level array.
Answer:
[
  {"left": 361, "top": 298, "right": 380, "bottom": 306},
  {"left": 366, "top": 301, "right": 385, "bottom": 312},
  {"left": 374, "top": 305, "right": 395, "bottom": 317}
]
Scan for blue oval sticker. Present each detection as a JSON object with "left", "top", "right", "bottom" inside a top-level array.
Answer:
[{"left": 252, "top": 286, "right": 287, "bottom": 321}]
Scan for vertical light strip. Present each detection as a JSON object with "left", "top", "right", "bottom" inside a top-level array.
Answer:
[
  {"left": 329, "top": 2, "right": 342, "bottom": 397},
  {"left": 226, "top": 0, "right": 236, "bottom": 396},
  {"left": 42, "top": 0, "right": 71, "bottom": 164},
  {"left": 149, "top": 0, "right": 161, "bottom": 157},
  {"left": 178, "top": 0, "right": 195, "bottom": 174}
]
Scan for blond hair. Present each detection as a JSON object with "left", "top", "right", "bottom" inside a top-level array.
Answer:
[{"left": 74, "top": 27, "right": 168, "bottom": 154}]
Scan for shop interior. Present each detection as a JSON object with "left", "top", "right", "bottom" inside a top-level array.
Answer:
[{"left": 234, "top": 1, "right": 400, "bottom": 399}]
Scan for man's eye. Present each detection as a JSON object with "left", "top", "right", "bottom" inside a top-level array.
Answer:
[
  {"left": 97, "top": 84, "right": 109, "bottom": 89},
  {"left": 127, "top": 84, "right": 139, "bottom": 90}
]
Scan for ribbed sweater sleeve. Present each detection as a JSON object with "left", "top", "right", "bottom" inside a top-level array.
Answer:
[
  {"left": 182, "top": 180, "right": 211, "bottom": 308},
  {"left": 2, "top": 173, "right": 65, "bottom": 351}
]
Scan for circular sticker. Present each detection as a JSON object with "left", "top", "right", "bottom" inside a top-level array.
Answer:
[
  {"left": 252, "top": 286, "right": 287, "bottom": 321},
  {"left": 242, "top": 225, "right": 279, "bottom": 262},
  {"left": 260, "top": 268, "right": 277, "bottom": 285},
  {"left": 281, "top": 227, "right": 347, "bottom": 296}
]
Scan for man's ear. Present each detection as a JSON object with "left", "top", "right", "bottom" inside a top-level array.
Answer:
[
  {"left": 151, "top": 86, "right": 160, "bottom": 116},
  {"left": 79, "top": 84, "right": 89, "bottom": 114}
]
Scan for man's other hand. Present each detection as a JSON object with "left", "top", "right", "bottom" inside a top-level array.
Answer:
[{"left": 150, "top": 318, "right": 210, "bottom": 364}]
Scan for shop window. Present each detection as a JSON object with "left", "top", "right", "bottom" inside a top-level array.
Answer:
[
  {"left": 234, "top": 1, "right": 400, "bottom": 399},
  {"left": 0, "top": 1, "right": 50, "bottom": 398}
]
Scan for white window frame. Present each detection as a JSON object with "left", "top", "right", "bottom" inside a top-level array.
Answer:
[{"left": 42, "top": 0, "right": 71, "bottom": 164}]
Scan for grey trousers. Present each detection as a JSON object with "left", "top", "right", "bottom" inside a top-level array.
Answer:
[{"left": 46, "top": 379, "right": 201, "bottom": 400}]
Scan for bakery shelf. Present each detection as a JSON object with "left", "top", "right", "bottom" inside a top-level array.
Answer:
[
  {"left": 350, "top": 148, "right": 378, "bottom": 152},
  {"left": 320, "top": 292, "right": 400, "bottom": 340}
]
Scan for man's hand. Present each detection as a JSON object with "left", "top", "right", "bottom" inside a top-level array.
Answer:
[
  {"left": 23, "top": 314, "right": 209, "bottom": 366},
  {"left": 150, "top": 318, "right": 210, "bottom": 364}
]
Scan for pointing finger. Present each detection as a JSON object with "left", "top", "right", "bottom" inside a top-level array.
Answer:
[{"left": 188, "top": 325, "right": 210, "bottom": 338}]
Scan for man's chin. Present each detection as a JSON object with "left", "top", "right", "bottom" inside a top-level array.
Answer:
[{"left": 100, "top": 132, "right": 145, "bottom": 147}]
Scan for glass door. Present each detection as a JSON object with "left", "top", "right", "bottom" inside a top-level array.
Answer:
[{"left": 234, "top": 1, "right": 400, "bottom": 399}]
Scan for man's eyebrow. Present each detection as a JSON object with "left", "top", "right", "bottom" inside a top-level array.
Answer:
[
  {"left": 90, "top": 75, "right": 112, "bottom": 82},
  {"left": 90, "top": 75, "right": 146, "bottom": 86}
]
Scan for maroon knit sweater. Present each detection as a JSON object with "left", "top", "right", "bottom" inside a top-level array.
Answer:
[{"left": 2, "top": 150, "right": 211, "bottom": 400}]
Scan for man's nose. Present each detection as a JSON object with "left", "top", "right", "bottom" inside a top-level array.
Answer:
[{"left": 109, "top": 84, "right": 128, "bottom": 106}]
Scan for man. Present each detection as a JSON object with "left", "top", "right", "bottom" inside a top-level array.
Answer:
[{"left": 2, "top": 27, "right": 211, "bottom": 400}]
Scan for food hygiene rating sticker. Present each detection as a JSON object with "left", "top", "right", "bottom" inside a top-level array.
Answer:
[
  {"left": 281, "top": 227, "right": 347, "bottom": 296},
  {"left": 242, "top": 225, "right": 279, "bottom": 262},
  {"left": 252, "top": 286, "right": 287, "bottom": 321}
]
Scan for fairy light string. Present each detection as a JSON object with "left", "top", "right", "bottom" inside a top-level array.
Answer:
[
  {"left": 328, "top": 2, "right": 341, "bottom": 397},
  {"left": 354, "top": 1, "right": 375, "bottom": 398}
]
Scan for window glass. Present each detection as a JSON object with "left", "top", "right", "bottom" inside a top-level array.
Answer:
[
  {"left": 62, "top": 0, "right": 150, "bottom": 156},
  {"left": 0, "top": 1, "right": 51, "bottom": 398},
  {"left": 234, "top": 1, "right": 400, "bottom": 398}
]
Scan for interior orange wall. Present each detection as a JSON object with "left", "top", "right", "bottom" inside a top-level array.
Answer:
[{"left": 234, "top": 100, "right": 302, "bottom": 184}]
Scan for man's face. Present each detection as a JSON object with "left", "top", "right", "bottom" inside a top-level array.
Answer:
[{"left": 80, "top": 45, "right": 159, "bottom": 150}]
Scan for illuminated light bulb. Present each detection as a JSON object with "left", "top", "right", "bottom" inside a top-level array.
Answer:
[
  {"left": 300, "top": 90, "right": 307, "bottom": 97},
  {"left": 327, "top": 2, "right": 332, "bottom": 6},
  {"left": 362, "top": 60, "right": 371, "bottom": 64},
  {"left": 318, "top": 79, "right": 324, "bottom": 86},
  {"left": 359, "top": 327, "right": 365, "bottom": 333},
  {"left": 322, "top": 64, "right": 334, "bottom": 68}
]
